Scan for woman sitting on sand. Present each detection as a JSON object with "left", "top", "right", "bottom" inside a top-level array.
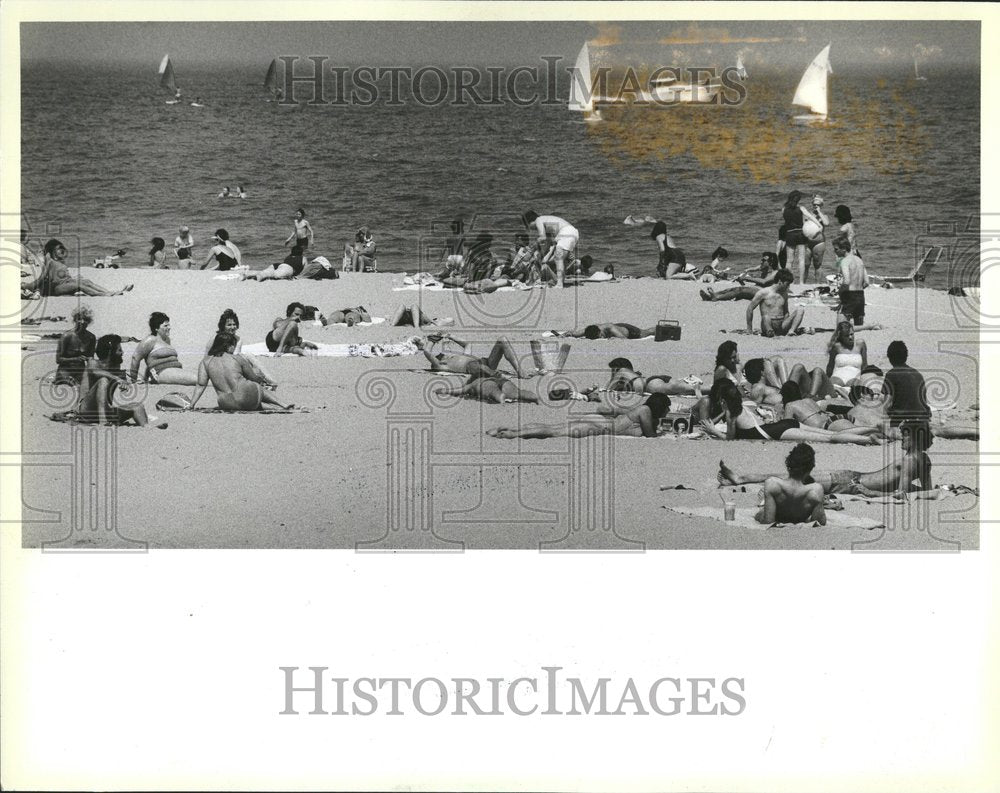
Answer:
[
  {"left": 605, "top": 357, "right": 703, "bottom": 397},
  {"left": 31, "top": 239, "right": 133, "bottom": 297},
  {"left": 696, "top": 380, "right": 878, "bottom": 445},
  {"left": 129, "top": 312, "right": 199, "bottom": 386},
  {"left": 713, "top": 341, "right": 747, "bottom": 391},
  {"left": 78, "top": 334, "right": 167, "bottom": 429},
  {"left": 198, "top": 229, "right": 242, "bottom": 271},
  {"left": 204, "top": 309, "right": 244, "bottom": 355},
  {"left": 488, "top": 393, "right": 673, "bottom": 439},
  {"left": 54, "top": 305, "right": 97, "bottom": 387},
  {"left": 149, "top": 237, "right": 167, "bottom": 268},
  {"left": 826, "top": 321, "right": 867, "bottom": 386},
  {"left": 189, "top": 332, "right": 293, "bottom": 412}
]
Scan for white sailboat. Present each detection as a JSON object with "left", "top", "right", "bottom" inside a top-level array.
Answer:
[
  {"left": 736, "top": 54, "right": 748, "bottom": 80},
  {"left": 159, "top": 54, "right": 182, "bottom": 104},
  {"left": 792, "top": 44, "right": 833, "bottom": 124},
  {"left": 263, "top": 58, "right": 283, "bottom": 100},
  {"left": 568, "top": 42, "right": 602, "bottom": 121},
  {"left": 913, "top": 56, "right": 927, "bottom": 81}
]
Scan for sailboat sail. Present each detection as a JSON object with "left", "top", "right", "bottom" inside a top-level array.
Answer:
[
  {"left": 158, "top": 54, "right": 177, "bottom": 92},
  {"left": 264, "top": 59, "right": 278, "bottom": 93},
  {"left": 568, "top": 42, "right": 594, "bottom": 113},
  {"left": 736, "top": 55, "right": 748, "bottom": 79},
  {"left": 792, "top": 44, "right": 832, "bottom": 117}
]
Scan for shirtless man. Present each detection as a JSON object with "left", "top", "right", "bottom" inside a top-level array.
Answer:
[
  {"left": 266, "top": 302, "right": 319, "bottom": 356},
  {"left": 488, "top": 393, "right": 672, "bottom": 439},
  {"left": 563, "top": 322, "right": 656, "bottom": 340},
  {"left": 189, "top": 332, "right": 292, "bottom": 412},
  {"left": 77, "top": 335, "right": 167, "bottom": 429},
  {"left": 719, "top": 419, "right": 935, "bottom": 499},
  {"left": 754, "top": 443, "right": 827, "bottom": 525},
  {"left": 417, "top": 333, "right": 533, "bottom": 378},
  {"left": 522, "top": 210, "right": 579, "bottom": 288},
  {"left": 746, "top": 268, "right": 804, "bottom": 336},
  {"left": 834, "top": 233, "right": 870, "bottom": 327}
]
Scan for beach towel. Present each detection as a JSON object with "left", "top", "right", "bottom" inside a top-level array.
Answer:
[
  {"left": 322, "top": 316, "right": 387, "bottom": 328},
  {"left": 156, "top": 406, "right": 306, "bottom": 414},
  {"left": 242, "top": 341, "right": 419, "bottom": 358},
  {"left": 662, "top": 505, "right": 884, "bottom": 531},
  {"left": 393, "top": 283, "right": 446, "bottom": 292}
]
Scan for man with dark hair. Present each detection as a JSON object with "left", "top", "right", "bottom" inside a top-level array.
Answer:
[
  {"left": 746, "top": 268, "right": 805, "bottom": 336},
  {"left": 265, "top": 302, "right": 318, "bottom": 356},
  {"left": 754, "top": 443, "right": 827, "bottom": 525},
  {"left": 523, "top": 209, "right": 579, "bottom": 288},
  {"left": 77, "top": 334, "right": 167, "bottom": 428},
  {"left": 882, "top": 341, "right": 930, "bottom": 426},
  {"left": 834, "top": 233, "right": 870, "bottom": 327}
]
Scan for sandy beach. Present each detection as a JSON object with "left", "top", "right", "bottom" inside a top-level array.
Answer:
[{"left": 18, "top": 269, "right": 979, "bottom": 551}]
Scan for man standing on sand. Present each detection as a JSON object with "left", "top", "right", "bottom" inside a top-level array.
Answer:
[
  {"left": 834, "top": 233, "right": 869, "bottom": 327},
  {"left": 882, "top": 340, "right": 931, "bottom": 427},
  {"left": 522, "top": 210, "right": 579, "bottom": 289},
  {"left": 746, "top": 269, "right": 805, "bottom": 336}
]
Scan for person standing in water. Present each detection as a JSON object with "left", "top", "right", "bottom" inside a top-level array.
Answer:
[{"left": 285, "top": 208, "right": 314, "bottom": 254}]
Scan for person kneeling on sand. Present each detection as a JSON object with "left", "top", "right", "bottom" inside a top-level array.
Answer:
[
  {"left": 746, "top": 269, "right": 805, "bottom": 336},
  {"left": 189, "top": 332, "right": 293, "bottom": 412},
  {"left": 719, "top": 419, "right": 936, "bottom": 500},
  {"left": 753, "top": 443, "right": 826, "bottom": 525},
  {"left": 78, "top": 335, "right": 167, "bottom": 429},
  {"left": 266, "top": 302, "right": 319, "bottom": 356},
  {"left": 488, "top": 393, "right": 672, "bottom": 439}
]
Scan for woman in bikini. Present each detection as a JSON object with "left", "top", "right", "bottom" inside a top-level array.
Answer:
[
  {"left": 188, "top": 332, "right": 292, "bottom": 412},
  {"left": 778, "top": 381, "right": 879, "bottom": 436},
  {"left": 827, "top": 321, "right": 867, "bottom": 386},
  {"left": 198, "top": 229, "right": 241, "bottom": 271},
  {"left": 129, "top": 311, "right": 198, "bottom": 386},
  {"left": 244, "top": 245, "right": 304, "bottom": 281},
  {"left": 605, "top": 357, "right": 703, "bottom": 397},
  {"left": 322, "top": 306, "right": 372, "bottom": 326},
  {"left": 284, "top": 208, "right": 314, "bottom": 253},
  {"left": 32, "top": 239, "right": 133, "bottom": 297},
  {"left": 697, "top": 380, "right": 878, "bottom": 445},
  {"left": 488, "top": 393, "right": 673, "bottom": 439}
]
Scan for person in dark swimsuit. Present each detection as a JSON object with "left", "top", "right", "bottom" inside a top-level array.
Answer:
[
  {"left": 245, "top": 246, "right": 304, "bottom": 281},
  {"left": 199, "top": 229, "right": 241, "bottom": 271},
  {"left": 565, "top": 323, "right": 656, "bottom": 340},
  {"left": 78, "top": 335, "right": 167, "bottom": 428},
  {"left": 266, "top": 302, "right": 318, "bottom": 356},
  {"left": 605, "top": 357, "right": 702, "bottom": 397},
  {"left": 650, "top": 220, "right": 689, "bottom": 278}
]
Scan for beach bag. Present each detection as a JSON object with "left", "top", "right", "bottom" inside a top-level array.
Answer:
[
  {"left": 155, "top": 392, "right": 191, "bottom": 411},
  {"left": 654, "top": 320, "right": 682, "bottom": 342}
]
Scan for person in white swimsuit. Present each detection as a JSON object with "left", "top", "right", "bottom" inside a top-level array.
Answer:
[{"left": 826, "top": 321, "right": 867, "bottom": 385}]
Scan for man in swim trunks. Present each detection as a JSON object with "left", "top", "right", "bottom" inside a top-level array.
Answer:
[
  {"left": 746, "top": 269, "right": 804, "bottom": 336},
  {"left": 522, "top": 210, "right": 579, "bottom": 288},
  {"left": 753, "top": 443, "right": 827, "bottom": 525},
  {"left": 266, "top": 302, "right": 319, "bottom": 356},
  {"left": 77, "top": 334, "right": 167, "bottom": 428},
  {"left": 834, "top": 234, "right": 869, "bottom": 327},
  {"left": 564, "top": 323, "right": 656, "bottom": 340},
  {"left": 718, "top": 420, "right": 935, "bottom": 499}
]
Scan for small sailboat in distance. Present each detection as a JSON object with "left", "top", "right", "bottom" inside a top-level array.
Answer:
[
  {"left": 568, "top": 42, "right": 602, "bottom": 122},
  {"left": 159, "top": 54, "right": 182, "bottom": 104},
  {"left": 913, "top": 55, "right": 927, "bottom": 81},
  {"left": 736, "top": 54, "right": 748, "bottom": 80},
  {"left": 263, "top": 58, "right": 284, "bottom": 101},
  {"left": 792, "top": 44, "right": 833, "bottom": 124}
]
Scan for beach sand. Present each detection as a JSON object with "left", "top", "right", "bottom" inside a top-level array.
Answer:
[{"left": 19, "top": 270, "right": 980, "bottom": 550}]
